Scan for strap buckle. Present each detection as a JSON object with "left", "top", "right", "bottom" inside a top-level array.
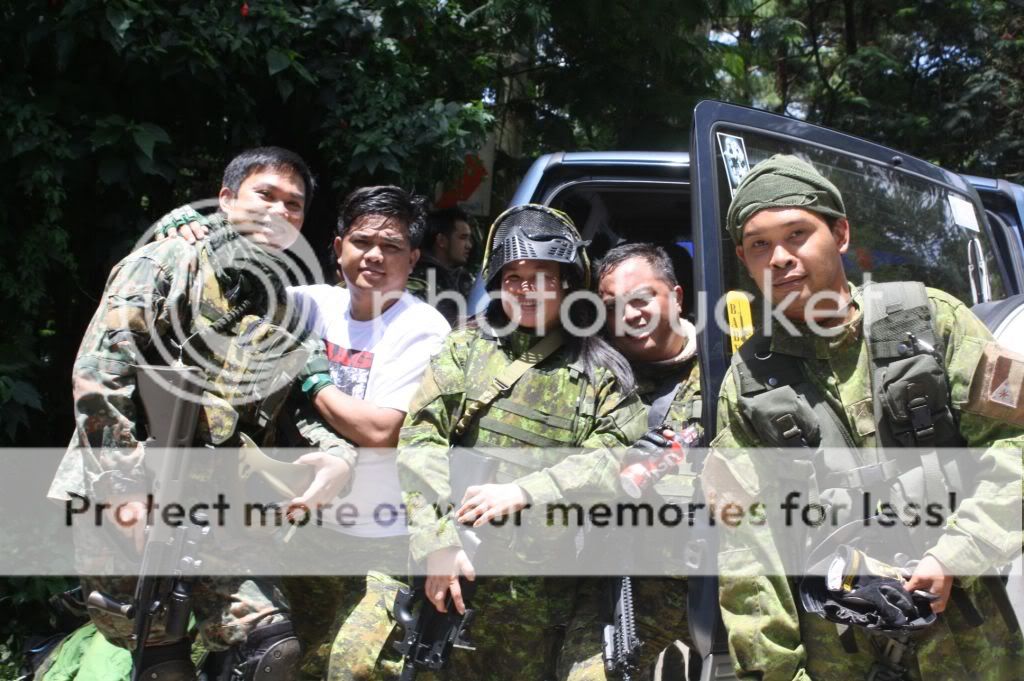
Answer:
[
  {"left": 774, "top": 413, "right": 807, "bottom": 446},
  {"left": 906, "top": 384, "right": 935, "bottom": 441}
]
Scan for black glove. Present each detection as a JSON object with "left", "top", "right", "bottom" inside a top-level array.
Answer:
[
  {"left": 842, "top": 578, "right": 919, "bottom": 627},
  {"left": 624, "top": 427, "right": 674, "bottom": 464}
]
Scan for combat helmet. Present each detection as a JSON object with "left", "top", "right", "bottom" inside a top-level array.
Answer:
[{"left": 481, "top": 204, "right": 591, "bottom": 289}]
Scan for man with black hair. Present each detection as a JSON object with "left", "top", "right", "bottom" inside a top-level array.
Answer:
[
  {"left": 48, "top": 146, "right": 355, "bottom": 680},
  {"left": 285, "top": 186, "right": 451, "bottom": 680},
  {"left": 706, "top": 155, "right": 1023, "bottom": 680},
  {"left": 559, "top": 242, "right": 703, "bottom": 681},
  {"left": 406, "top": 206, "right": 475, "bottom": 325}
]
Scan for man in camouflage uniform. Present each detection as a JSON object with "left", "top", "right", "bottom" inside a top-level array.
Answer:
[
  {"left": 405, "top": 207, "right": 475, "bottom": 325},
  {"left": 397, "top": 204, "right": 647, "bottom": 680},
  {"left": 48, "top": 147, "right": 357, "bottom": 680},
  {"left": 704, "top": 155, "right": 1023, "bottom": 680},
  {"left": 559, "top": 242, "right": 703, "bottom": 680}
]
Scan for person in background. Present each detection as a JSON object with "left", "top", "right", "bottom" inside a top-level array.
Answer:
[{"left": 406, "top": 206, "right": 475, "bottom": 325}]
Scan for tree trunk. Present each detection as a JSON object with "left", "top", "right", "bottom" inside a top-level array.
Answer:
[{"left": 843, "top": 0, "right": 858, "bottom": 55}]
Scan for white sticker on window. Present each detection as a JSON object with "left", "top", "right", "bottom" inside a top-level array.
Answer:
[
  {"left": 948, "top": 194, "right": 980, "bottom": 232},
  {"left": 717, "top": 133, "right": 750, "bottom": 197}
]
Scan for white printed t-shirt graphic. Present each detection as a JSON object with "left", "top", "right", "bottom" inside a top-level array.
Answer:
[{"left": 289, "top": 284, "right": 450, "bottom": 537}]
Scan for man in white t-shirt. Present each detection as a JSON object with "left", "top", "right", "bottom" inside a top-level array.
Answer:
[{"left": 283, "top": 186, "right": 450, "bottom": 680}]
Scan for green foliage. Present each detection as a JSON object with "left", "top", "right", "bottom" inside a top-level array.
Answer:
[
  {"left": 0, "top": 345, "right": 43, "bottom": 442},
  {"left": 0, "top": 0, "right": 499, "bottom": 445},
  {"left": 708, "top": 0, "right": 1024, "bottom": 177}
]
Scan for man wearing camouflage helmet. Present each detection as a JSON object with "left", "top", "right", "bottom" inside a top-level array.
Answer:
[
  {"left": 703, "top": 154, "right": 1023, "bottom": 680},
  {"left": 48, "top": 147, "right": 356, "bottom": 680},
  {"left": 397, "top": 204, "right": 647, "bottom": 680}
]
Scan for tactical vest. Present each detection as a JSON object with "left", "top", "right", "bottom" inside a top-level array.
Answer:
[
  {"left": 731, "top": 282, "right": 965, "bottom": 526},
  {"left": 174, "top": 237, "right": 311, "bottom": 448},
  {"left": 452, "top": 328, "right": 601, "bottom": 565},
  {"left": 455, "top": 329, "right": 598, "bottom": 482},
  {"left": 728, "top": 282, "right": 1022, "bottom": 650}
]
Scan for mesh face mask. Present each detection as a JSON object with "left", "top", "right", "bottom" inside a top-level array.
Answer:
[{"left": 482, "top": 204, "right": 590, "bottom": 289}]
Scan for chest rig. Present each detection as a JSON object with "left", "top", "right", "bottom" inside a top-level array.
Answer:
[
  {"left": 732, "top": 281, "right": 964, "bottom": 522},
  {"left": 174, "top": 234, "right": 311, "bottom": 448},
  {"left": 453, "top": 329, "right": 596, "bottom": 478},
  {"left": 730, "top": 282, "right": 1017, "bottom": 673}
]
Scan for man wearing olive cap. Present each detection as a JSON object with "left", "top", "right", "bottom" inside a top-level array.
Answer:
[{"left": 704, "top": 155, "right": 1023, "bottom": 680}]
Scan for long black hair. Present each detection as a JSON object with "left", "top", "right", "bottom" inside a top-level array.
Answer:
[{"left": 471, "top": 264, "right": 635, "bottom": 393}]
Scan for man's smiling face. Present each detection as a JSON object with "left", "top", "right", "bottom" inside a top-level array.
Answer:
[
  {"left": 219, "top": 168, "right": 307, "bottom": 250},
  {"left": 336, "top": 214, "right": 419, "bottom": 296},
  {"left": 736, "top": 207, "right": 850, "bottom": 322},
  {"left": 598, "top": 256, "right": 684, "bottom": 362}
]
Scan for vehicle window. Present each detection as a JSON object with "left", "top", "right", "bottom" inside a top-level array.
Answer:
[
  {"left": 545, "top": 182, "right": 695, "bottom": 313},
  {"left": 713, "top": 128, "right": 1007, "bottom": 308}
]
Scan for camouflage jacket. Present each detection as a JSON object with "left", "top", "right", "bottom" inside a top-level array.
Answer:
[
  {"left": 705, "top": 285, "right": 1024, "bottom": 681},
  {"left": 397, "top": 325, "right": 647, "bottom": 562},
  {"left": 49, "top": 223, "right": 355, "bottom": 501}
]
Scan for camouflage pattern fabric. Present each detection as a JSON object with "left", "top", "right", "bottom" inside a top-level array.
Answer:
[
  {"left": 397, "top": 324, "right": 646, "bottom": 680},
  {"left": 50, "top": 214, "right": 356, "bottom": 655},
  {"left": 280, "top": 533, "right": 409, "bottom": 681},
  {"left": 74, "top": 523, "right": 287, "bottom": 651},
  {"left": 49, "top": 220, "right": 355, "bottom": 501},
  {"left": 326, "top": 571, "right": 407, "bottom": 681},
  {"left": 79, "top": 574, "right": 285, "bottom": 651},
  {"left": 706, "top": 286, "right": 1024, "bottom": 681},
  {"left": 562, "top": 354, "right": 702, "bottom": 681}
]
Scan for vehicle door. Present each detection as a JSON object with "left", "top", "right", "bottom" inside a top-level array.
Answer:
[
  {"left": 689, "top": 100, "right": 1018, "bottom": 428},
  {"left": 965, "top": 176, "right": 1024, "bottom": 350}
]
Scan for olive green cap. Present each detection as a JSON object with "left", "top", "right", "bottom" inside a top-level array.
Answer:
[{"left": 726, "top": 154, "right": 846, "bottom": 242}]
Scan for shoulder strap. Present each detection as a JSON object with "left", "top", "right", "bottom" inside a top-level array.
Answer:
[
  {"left": 731, "top": 332, "right": 806, "bottom": 397},
  {"left": 863, "top": 282, "right": 959, "bottom": 511},
  {"left": 862, "top": 281, "right": 939, "bottom": 371},
  {"left": 452, "top": 329, "right": 565, "bottom": 439},
  {"left": 647, "top": 378, "right": 682, "bottom": 429}
]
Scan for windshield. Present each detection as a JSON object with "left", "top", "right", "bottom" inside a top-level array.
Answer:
[{"left": 713, "top": 128, "right": 1008, "bottom": 308}]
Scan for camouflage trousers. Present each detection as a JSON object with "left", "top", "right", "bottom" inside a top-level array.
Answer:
[
  {"left": 437, "top": 576, "right": 579, "bottom": 681},
  {"left": 798, "top": 576, "right": 1023, "bottom": 681},
  {"left": 557, "top": 577, "right": 691, "bottom": 681},
  {"left": 280, "top": 532, "right": 409, "bottom": 681},
  {"left": 74, "top": 523, "right": 288, "bottom": 651}
]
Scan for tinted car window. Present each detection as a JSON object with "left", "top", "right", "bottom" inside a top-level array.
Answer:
[{"left": 714, "top": 128, "right": 1007, "bottom": 307}]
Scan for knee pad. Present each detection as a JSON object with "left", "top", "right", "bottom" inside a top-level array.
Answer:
[
  {"left": 234, "top": 620, "right": 302, "bottom": 681},
  {"left": 137, "top": 640, "right": 196, "bottom": 681}
]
